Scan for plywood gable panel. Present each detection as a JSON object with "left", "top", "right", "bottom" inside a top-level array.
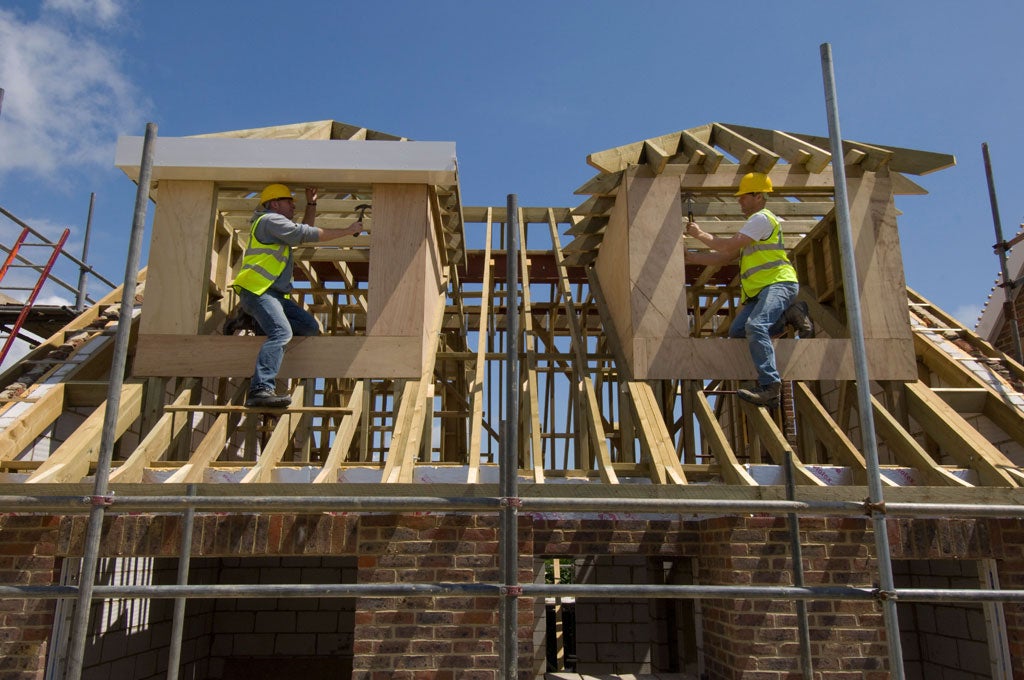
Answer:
[{"left": 139, "top": 180, "right": 216, "bottom": 336}]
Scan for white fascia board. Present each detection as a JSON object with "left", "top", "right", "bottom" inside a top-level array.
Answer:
[{"left": 115, "top": 136, "right": 458, "bottom": 185}]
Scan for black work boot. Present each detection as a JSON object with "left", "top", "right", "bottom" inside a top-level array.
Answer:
[
  {"left": 784, "top": 301, "right": 815, "bottom": 338},
  {"left": 737, "top": 382, "right": 781, "bottom": 408},
  {"left": 245, "top": 388, "right": 292, "bottom": 409}
]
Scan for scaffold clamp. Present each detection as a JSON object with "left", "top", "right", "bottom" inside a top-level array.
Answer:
[
  {"left": 500, "top": 497, "right": 522, "bottom": 508},
  {"left": 87, "top": 494, "right": 115, "bottom": 507},
  {"left": 873, "top": 587, "right": 898, "bottom": 602},
  {"left": 500, "top": 585, "right": 523, "bottom": 597},
  {"left": 862, "top": 498, "right": 886, "bottom": 516}
]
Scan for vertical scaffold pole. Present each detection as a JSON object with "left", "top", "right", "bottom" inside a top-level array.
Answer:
[
  {"left": 65, "top": 122, "right": 157, "bottom": 680},
  {"left": 983, "top": 142, "right": 1024, "bottom": 364},
  {"left": 500, "top": 194, "right": 521, "bottom": 679},
  {"left": 166, "top": 484, "right": 197, "bottom": 680},
  {"left": 819, "top": 44, "right": 905, "bottom": 679},
  {"left": 75, "top": 192, "right": 96, "bottom": 312}
]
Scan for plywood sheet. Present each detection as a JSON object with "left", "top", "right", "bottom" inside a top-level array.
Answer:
[
  {"left": 847, "top": 174, "right": 913, "bottom": 341},
  {"left": 592, "top": 175, "right": 634, "bottom": 362},
  {"left": 624, "top": 168, "right": 689, "bottom": 341},
  {"left": 367, "top": 184, "right": 431, "bottom": 338},
  {"left": 140, "top": 181, "right": 216, "bottom": 335}
]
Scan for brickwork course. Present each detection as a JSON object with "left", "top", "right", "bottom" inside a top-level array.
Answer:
[{"left": 1, "top": 511, "right": 1022, "bottom": 679}]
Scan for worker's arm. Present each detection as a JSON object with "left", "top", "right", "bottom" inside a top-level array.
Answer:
[
  {"left": 302, "top": 187, "right": 318, "bottom": 227},
  {"left": 686, "top": 221, "right": 753, "bottom": 257},
  {"left": 316, "top": 221, "right": 363, "bottom": 242},
  {"left": 302, "top": 187, "right": 363, "bottom": 241}
]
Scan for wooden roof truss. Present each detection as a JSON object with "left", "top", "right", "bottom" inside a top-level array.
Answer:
[{"left": 3, "top": 120, "right": 1023, "bottom": 501}]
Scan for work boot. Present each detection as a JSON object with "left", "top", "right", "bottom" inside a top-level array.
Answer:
[
  {"left": 784, "top": 301, "right": 815, "bottom": 338},
  {"left": 737, "top": 382, "right": 781, "bottom": 408},
  {"left": 245, "top": 388, "right": 291, "bottom": 409}
]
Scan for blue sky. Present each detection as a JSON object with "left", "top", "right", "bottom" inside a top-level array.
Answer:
[{"left": 0, "top": 0, "right": 1022, "bottom": 335}]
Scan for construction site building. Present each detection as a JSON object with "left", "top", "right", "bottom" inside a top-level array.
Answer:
[{"left": 0, "top": 119, "right": 1023, "bottom": 680}]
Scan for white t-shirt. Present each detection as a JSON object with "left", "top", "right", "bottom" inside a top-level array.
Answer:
[{"left": 738, "top": 211, "right": 779, "bottom": 242}]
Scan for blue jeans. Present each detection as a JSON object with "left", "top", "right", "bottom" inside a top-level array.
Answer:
[
  {"left": 728, "top": 281, "right": 799, "bottom": 388},
  {"left": 238, "top": 288, "right": 320, "bottom": 393}
]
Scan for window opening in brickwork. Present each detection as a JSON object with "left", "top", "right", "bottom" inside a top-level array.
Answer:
[
  {"left": 544, "top": 557, "right": 577, "bottom": 673},
  {"left": 542, "top": 555, "right": 700, "bottom": 678},
  {"left": 893, "top": 558, "right": 1010, "bottom": 680},
  {"left": 48, "top": 556, "right": 357, "bottom": 680}
]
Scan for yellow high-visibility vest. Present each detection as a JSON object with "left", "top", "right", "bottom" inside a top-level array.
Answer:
[
  {"left": 232, "top": 214, "right": 290, "bottom": 295},
  {"left": 739, "top": 209, "right": 798, "bottom": 301}
]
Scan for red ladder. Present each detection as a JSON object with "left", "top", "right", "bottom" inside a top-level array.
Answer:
[{"left": 0, "top": 227, "right": 71, "bottom": 366}]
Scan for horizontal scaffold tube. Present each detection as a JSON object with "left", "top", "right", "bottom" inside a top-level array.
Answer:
[
  {"left": 1, "top": 495, "right": 1023, "bottom": 519},
  {"left": 3, "top": 583, "right": 1024, "bottom": 605}
]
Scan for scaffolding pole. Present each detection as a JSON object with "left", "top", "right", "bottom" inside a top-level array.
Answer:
[
  {"left": 786, "top": 451, "right": 813, "bottom": 680},
  {"left": 75, "top": 192, "right": 97, "bottom": 313},
  {"left": 165, "top": 484, "right": 196, "bottom": 680},
  {"left": 65, "top": 122, "right": 156, "bottom": 680},
  {"left": 500, "top": 193, "right": 521, "bottom": 680},
  {"left": 5, "top": 580, "right": 1024, "bottom": 605},
  {"left": 983, "top": 142, "right": 1024, "bottom": 364},
  {"left": 1, "top": 494, "right": 1022, "bottom": 518},
  {"left": 820, "top": 43, "right": 905, "bottom": 678}
]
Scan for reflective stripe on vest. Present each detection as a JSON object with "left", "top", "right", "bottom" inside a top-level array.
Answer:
[
  {"left": 739, "top": 209, "right": 798, "bottom": 300},
  {"left": 232, "top": 214, "right": 290, "bottom": 295}
]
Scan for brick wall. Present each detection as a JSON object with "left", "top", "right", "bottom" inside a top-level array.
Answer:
[
  {"left": 351, "top": 513, "right": 533, "bottom": 680},
  {"left": 3, "top": 510, "right": 1024, "bottom": 679},
  {"left": 0, "top": 514, "right": 61, "bottom": 680},
  {"left": 698, "top": 516, "right": 889, "bottom": 680}
]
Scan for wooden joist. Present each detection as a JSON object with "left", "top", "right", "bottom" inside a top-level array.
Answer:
[
  {"left": 467, "top": 210, "right": 494, "bottom": 484},
  {"left": 710, "top": 123, "right": 780, "bottom": 173},
  {"left": 903, "top": 381, "right": 1018, "bottom": 488},
  {"left": 109, "top": 381, "right": 199, "bottom": 483},
  {"left": 548, "top": 211, "right": 619, "bottom": 484},
  {"left": 517, "top": 207, "right": 546, "bottom": 483},
  {"left": 792, "top": 382, "right": 870, "bottom": 484},
  {"left": 865, "top": 393, "right": 971, "bottom": 487},
  {"left": 692, "top": 389, "right": 756, "bottom": 485},
  {"left": 240, "top": 384, "right": 308, "bottom": 483},
  {"left": 313, "top": 382, "right": 365, "bottom": 483},
  {"left": 27, "top": 382, "right": 145, "bottom": 484},
  {"left": 739, "top": 400, "right": 825, "bottom": 486}
]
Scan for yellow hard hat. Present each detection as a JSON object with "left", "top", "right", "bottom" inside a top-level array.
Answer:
[
  {"left": 734, "top": 172, "right": 773, "bottom": 196},
  {"left": 259, "top": 183, "right": 293, "bottom": 205}
]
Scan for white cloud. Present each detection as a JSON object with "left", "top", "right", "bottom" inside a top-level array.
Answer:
[
  {"left": 43, "top": 0, "right": 123, "bottom": 25},
  {"left": 0, "top": 5, "right": 144, "bottom": 177}
]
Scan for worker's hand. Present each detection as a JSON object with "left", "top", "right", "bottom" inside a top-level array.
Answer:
[
  {"left": 305, "top": 187, "right": 319, "bottom": 204},
  {"left": 686, "top": 222, "right": 702, "bottom": 238},
  {"left": 346, "top": 221, "right": 363, "bottom": 237}
]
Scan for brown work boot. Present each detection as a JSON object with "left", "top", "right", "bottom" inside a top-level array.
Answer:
[
  {"left": 784, "top": 301, "right": 815, "bottom": 338},
  {"left": 737, "top": 382, "right": 781, "bottom": 408}
]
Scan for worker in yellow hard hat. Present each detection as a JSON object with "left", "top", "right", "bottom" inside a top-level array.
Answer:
[
  {"left": 231, "top": 184, "right": 365, "bottom": 408},
  {"left": 684, "top": 172, "right": 814, "bottom": 408}
]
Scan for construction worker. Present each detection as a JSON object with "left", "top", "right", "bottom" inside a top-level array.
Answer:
[
  {"left": 233, "top": 184, "right": 363, "bottom": 408},
  {"left": 685, "top": 172, "right": 813, "bottom": 408}
]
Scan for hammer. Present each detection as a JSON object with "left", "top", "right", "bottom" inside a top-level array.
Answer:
[
  {"left": 354, "top": 204, "right": 371, "bottom": 223},
  {"left": 682, "top": 193, "right": 695, "bottom": 224}
]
